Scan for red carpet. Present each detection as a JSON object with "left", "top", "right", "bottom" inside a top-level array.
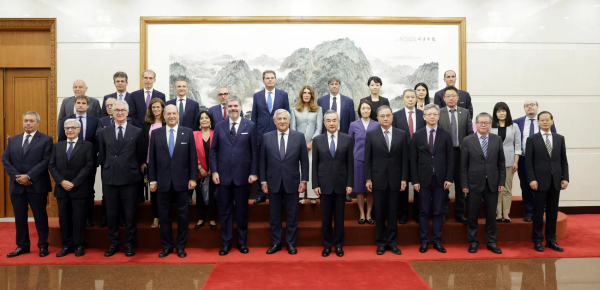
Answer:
[
  {"left": 202, "top": 261, "right": 430, "bottom": 290},
  {"left": 1, "top": 214, "right": 599, "bottom": 266}
]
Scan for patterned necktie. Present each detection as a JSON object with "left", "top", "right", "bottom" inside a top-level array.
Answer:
[
  {"left": 529, "top": 119, "right": 535, "bottom": 137},
  {"left": 78, "top": 116, "right": 84, "bottom": 140},
  {"left": 267, "top": 91, "right": 273, "bottom": 113},
  {"left": 329, "top": 135, "right": 335, "bottom": 158},
  {"left": 331, "top": 97, "right": 338, "bottom": 112},
  {"left": 179, "top": 99, "right": 185, "bottom": 125},
  {"left": 223, "top": 106, "right": 227, "bottom": 120},
  {"left": 545, "top": 133, "right": 552, "bottom": 157},
  {"left": 110, "top": 117, "right": 114, "bottom": 125},
  {"left": 67, "top": 141, "right": 74, "bottom": 161},
  {"left": 280, "top": 132, "right": 286, "bottom": 160},
  {"left": 169, "top": 128, "right": 175, "bottom": 157},
  {"left": 230, "top": 122, "right": 237, "bottom": 139},
  {"left": 119, "top": 93, "right": 123, "bottom": 101},
  {"left": 384, "top": 130, "right": 390, "bottom": 151},
  {"left": 118, "top": 126, "right": 123, "bottom": 143},
  {"left": 408, "top": 111, "right": 414, "bottom": 139},
  {"left": 145, "top": 91, "right": 151, "bottom": 108},
  {"left": 22, "top": 134, "right": 31, "bottom": 155},
  {"left": 481, "top": 136, "right": 488, "bottom": 159},
  {"left": 429, "top": 129, "right": 435, "bottom": 155},
  {"left": 450, "top": 109, "right": 458, "bottom": 147}
]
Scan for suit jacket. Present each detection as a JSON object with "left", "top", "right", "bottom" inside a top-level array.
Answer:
[
  {"left": 348, "top": 119, "right": 380, "bottom": 162},
  {"left": 513, "top": 116, "right": 557, "bottom": 156},
  {"left": 433, "top": 89, "right": 474, "bottom": 118},
  {"left": 251, "top": 89, "right": 290, "bottom": 144},
  {"left": 194, "top": 130, "right": 214, "bottom": 177},
  {"left": 259, "top": 130, "right": 309, "bottom": 193},
  {"left": 410, "top": 127, "right": 454, "bottom": 187},
  {"left": 142, "top": 121, "right": 165, "bottom": 154},
  {"left": 97, "top": 123, "right": 145, "bottom": 185},
  {"left": 364, "top": 127, "right": 409, "bottom": 191},
  {"left": 460, "top": 133, "right": 506, "bottom": 193},
  {"left": 148, "top": 126, "right": 198, "bottom": 192},
  {"left": 490, "top": 125, "right": 522, "bottom": 165},
  {"left": 525, "top": 132, "right": 569, "bottom": 192},
  {"left": 438, "top": 106, "right": 473, "bottom": 146},
  {"left": 2, "top": 132, "right": 53, "bottom": 194},
  {"left": 209, "top": 118, "right": 258, "bottom": 186},
  {"left": 392, "top": 108, "right": 426, "bottom": 139},
  {"left": 317, "top": 94, "right": 356, "bottom": 134},
  {"left": 48, "top": 140, "right": 94, "bottom": 199},
  {"left": 165, "top": 97, "right": 200, "bottom": 129},
  {"left": 58, "top": 96, "right": 102, "bottom": 121},
  {"left": 128, "top": 89, "right": 166, "bottom": 128},
  {"left": 101, "top": 92, "right": 131, "bottom": 117},
  {"left": 311, "top": 132, "right": 354, "bottom": 195},
  {"left": 58, "top": 114, "right": 102, "bottom": 164}
]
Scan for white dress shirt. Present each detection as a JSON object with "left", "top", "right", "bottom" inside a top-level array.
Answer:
[
  {"left": 326, "top": 130, "right": 339, "bottom": 151},
  {"left": 75, "top": 112, "right": 87, "bottom": 140},
  {"left": 22, "top": 131, "right": 37, "bottom": 146},
  {"left": 66, "top": 137, "right": 78, "bottom": 152},
  {"left": 447, "top": 107, "right": 459, "bottom": 145},
  {"left": 361, "top": 118, "right": 370, "bottom": 130},
  {"left": 229, "top": 117, "right": 240, "bottom": 133},
  {"left": 381, "top": 126, "right": 393, "bottom": 149},
  {"left": 277, "top": 129, "right": 289, "bottom": 153},
  {"left": 405, "top": 108, "right": 417, "bottom": 134},
  {"left": 426, "top": 126, "right": 437, "bottom": 146},
  {"left": 114, "top": 121, "right": 128, "bottom": 139},
  {"left": 166, "top": 124, "right": 178, "bottom": 145},
  {"left": 541, "top": 130, "right": 553, "bottom": 149},
  {"left": 521, "top": 117, "right": 539, "bottom": 156},
  {"left": 116, "top": 91, "right": 128, "bottom": 101},
  {"left": 144, "top": 88, "right": 154, "bottom": 108},
  {"left": 265, "top": 89, "right": 276, "bottom": 111},
  {"left": 329, "top": 93, "right": 341, "bottom": 115},
  {"left": 176, "top": 96, "right": 187, "bottom": 114}
]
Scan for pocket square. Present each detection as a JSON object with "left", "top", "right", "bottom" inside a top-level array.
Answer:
[
  {"left": 181, "top": 142, "right": 188, "bottom": 145},
  {"left": 241, "top": 132, "right": 249, "bottom": 135}
]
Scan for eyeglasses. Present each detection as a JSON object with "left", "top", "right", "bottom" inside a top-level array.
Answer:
[
  {"left": 218, "top": 93, "right": 230, "bottom": 97},
  {"left": 113, "top": 109, "right": 127, "bottom": 113},
  {"left": 64, "top": 127, "right": 79, "bottom": 131},
  {"left": 477, "top": 121, "right": 491, "bottom": 126},
  {"left": 524, "top": 103, "right": 537, "bottom": 108},
  {"left": 105, "top": 104, "right": 113, "bottom": 108}
]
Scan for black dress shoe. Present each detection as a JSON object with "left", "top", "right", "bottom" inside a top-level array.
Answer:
[
  {"left": 253, "top": 197, "right": 266, "bottom": 204},
  {"left": 468, "top": 243, "right": 478, "bottom": 253},
  {"left": 389, "top": 246, "right": 402, "bottom": 255},
  {"left": 487, "top": 244, "right": 502, "bottom": 254},
  {"left": 546, "top": 242, "right": 564, "bottom": 252},
  {"left": 455, "top": 215, "right": 468, "bottom": 225},
  {"left": 159, "top": 248, "right": 173, "bottom": 258},
  {"left": 322, "top": 248, "right": 331, "bottom": 257},
  {"left": 345, "top": 195, "right": 352, "bottom": 202},
  {"left": 238, "top": 244, "right": 249, "bottom": 254},
  {"left": 419, "top": 243, "right": 428, "bottom": 253},
  {"left": 398, "top": 219, "right": 407, "bottom": 225},
  {"left": 86, "top": 220, "right": 94, "bottom": 228},
  {"left": 104, "top": 247, "right": 119, "bottom": 257},
  {"left": 433, "top": 242, "right": 447, "bottom": 253},
  {"left": 7, "top": 248, "right": 30, "bottom": 258},
  {"left": 496, "top": 218, "right": 503, "bottom": 222},
  {"left": 97, "top": 221, "right": 108, "bottom": 228},
  {"left": 524, "top": 215, "right": 533, "bottom": 222},
  {"left": 39, "top": 248, "right": 49, "bottom": 257},
  {"left": 504, "top": 218, "right": 511, "bottom": 223},
  {"left": 335, "top": 248, "right": 344, "bottom": 257},
  {"left": 376, "top": 246, "right": 386, "bottom": 255},
  {"left": 358, "top": 219, "right": 366, "bottom": 225},
  {"left": 125, "top": 247, "right": 135, "bottom": 257},
  {"left": 534, "top": 242, "right": 544, "bottom": 252},
  {"left": 219, "top": 245, "right": 231, "bottom": 256},
  {"left": 56, "top": 248, "right": 73, "bottom": 257},
  {"left": 178, "top": 249, "right": 187, "bottom": 258},
  {"left": 287, "top": 245, "right": 297, "bottom": 255},
  {"left": 195, "top": 222, "right": 205, "bottom": 229},
  {"left": 266, "top": 244, "right": 282, "bottom": 254},
  {"left": 209, "top": 222, "right": 217, "bottom": 229},
  {"left": 366, "top": 219, "right": 375, "bottom": 225},
  {"left": 75, "top": 247, "right": 85, "bottom": 257}
]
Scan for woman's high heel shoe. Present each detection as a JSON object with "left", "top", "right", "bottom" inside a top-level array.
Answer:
[
  {"left": 195, "top": 221, "right": 205, "bottom": 229},
  {"left": 151, "top": 218, "right": 159, "bottom": 229},
  {"left": 209, "top": 221, "right": 217, "bottom": 229}
]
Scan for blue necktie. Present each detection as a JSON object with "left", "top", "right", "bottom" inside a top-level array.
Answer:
[
  {"left": 169, "top": 128, "right": 175, "bottom": 157},
  {"left": 384, "top": 130, "right": 390, "bottom": 151},
  {"left": 267, "top": 91, "right": 273, "bottom": 113},
  {"left": 279, "top": 132, "right": 286, "bottom": 160},
  {"left": 330, "top": 135, "right": 335, "bottom": 158},
  {"left": 78, "top": 116, "right": 84, "bottom": 140},
  {"left": 481, "top": 136, "right": 488, "bottom": 159},
  {"left": 528, "top": 119, "right": 535, "bottom": 137},
  {"left": 67, "top": 141, "right": 74, "bottom": 161}
]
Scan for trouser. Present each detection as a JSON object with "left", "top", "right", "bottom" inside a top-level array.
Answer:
[
  {"left": 269, "top": 184, "right": 299, "bottom": 246},
  {"left": 255, "top": 144, "right": 267, "bottom": 200},
  {"left": 84, "top": 167, "right": 97, "bottom": 223},
  {"left": 320, "top": 193, "right": 346, "bottom": 249},
  {"left": 196, "top": 177, "right": 217, "bottom": 221},
  {"left": 11, "top": 192, "right": 49, "bottom": 249},
  {"left": 218, "top": 183, "right": 250, "bottom": 246},
  {"left": 299, "top": 153, "right": 318, "bottom": 199},
  {"left": 518, "top": 157, "right": 534, "bottom": 216},
  {"left": 445, "top": 148, "right": 465, "bottom": 218},
  {"left": 467, "top": 180, "right": 498, "bottom": 245},
  {"left": 419, "top": 175, "right": 446, "bottom": 244},
  {"left": 397, "top": 185, "right": 409, "bottom": 221},
  {"left": 57, "top": 196, "right": 87, "bottom": 248},
  {"left": 105, "top": 184, "right": 137, "bottom": 248},
  {"left": 532, "top": 176, "right": 560, "bottom": 243},
  {"left": 497, "top": 167, "right": 514, "bottom": 215},
  {"left": 158, "top": 184, "right": 190, "bottom": 250},
  {"left": 374, "top": 184, "right": 398, "bottom": 248}
]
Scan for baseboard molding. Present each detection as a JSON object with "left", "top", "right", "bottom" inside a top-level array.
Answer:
[{"left": 559, "top": 206, "right": 600, "bottom": 214}]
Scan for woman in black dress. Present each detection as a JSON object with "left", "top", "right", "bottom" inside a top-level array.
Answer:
[{"left": 360, "top": 76, "right": 390, "bottom": 120}]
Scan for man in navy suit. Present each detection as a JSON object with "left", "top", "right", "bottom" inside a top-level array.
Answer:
[
  {"left": 58, "top": 95, "right": 102, "bottom": 228},
  {"left": 209, "top": 87, "right": 231, "bottom": 122},
  {"left": 97, "top": 100, "right": 145, "bottom": 257},
  {"left": 58, "top": 79, "right": 101, "bottom": 121},
  {"left": 317, "top": 77, "right": 356, "bottom": 135},
  {"left": 513, "top": 100, "right": 557, "bottom": 222},
  {"left": 433, "top": 70, "right": 473, "bottom": 118},
  {"left": 211, "top": 96, "right": 258, "bottom": 255},
  {"left": 251, "top": 70, "right": 290, "bottom": 204},
  {"left": 149, "top": 105, "right": 198, "bottom": 258},
  {"left": 392, "top": 89, "right": 426, "bottom": 224},
  {"left": 260, "top": 109, "right": 309, "bottom": 255},
  {"left": 166, "top": 78, "right": 200, "bottom": 130},
  {"left": 2, "top": 111, "right": 53, "bottom": 258},
  {"left": 128, "top": 69, "right": 166, "bottom": 128},
  {"left": 101, "top": 71, "right": 131, "bottom": 117}
]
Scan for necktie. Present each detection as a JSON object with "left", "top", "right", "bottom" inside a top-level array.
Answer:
[
  {"left": 145, "top": 91, "right": 151, "bottom": 108},
  {"left": 118, "top": 126, "right": 123, "bottom": 143},
  {"left": 267, "top": 91, "right": 273, "bottom": 113},
  {"left": 384, "top": 130, "right": 390, "bottom": 151},
  {"left": 481, "top": 136, "right": 488, "bottom": 159},
  {"left": 223, "top": 106, "right": 227, "bottom": 120},
  {"left": 119, "top": 93, "right": 123, "bottom": 101},
  {"left": 330, "top": 135, "right": 336, "bottom": 158},
  {"left": 429, "top": 129, "right": 435, "bottom": 155},
  {"left": 528, "top": 119, "right": 535, "bottom": 137},
  {"left": 78, "top": 116, "right": 84, "bottom": 140},
  {"left": 331, "top": 97, "right": 338, "bottom": 112},
  {"left": 22, "top": 134, "right": 31, "bottom": 155},
  {"left": 169, "top": 128, "right": 175, "bottom": 157},
  {"left": 230, "top": 122, "right": 237, "bottom": 138},
  {"left": 67, "top": 141, "right": 74, "bottom": 161},
  {"left": 545, "top": 133, "right": 552, "bottom": 157},
  {"left": 110, "top": 117, "right": 114, "bottom": 125},
  {"left": 450, "top": 109, "right": 458, "bottom": 147},
  {"left": 408, "top": 111, "right": 414, "bottom": 139},
  {"left": 179, "top": 99, "right": 184, "bottom": 125},
  {"left": 280, "top": 132, "right": 286, "bottom": 160}
]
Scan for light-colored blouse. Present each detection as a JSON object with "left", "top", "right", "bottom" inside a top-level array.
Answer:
[{"left": 290, "top": 106, "right": 323, "bottom": 144}]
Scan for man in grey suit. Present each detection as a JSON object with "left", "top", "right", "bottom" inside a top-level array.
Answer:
[
  {"left": 58, "top": 80, "right": 102, "bottom": 121},
  {"left": 437, "top": 86, "right": 473, "bottom": 224},
  {"left": 461, "top": 112, "right": 505, "bottom": 254}
]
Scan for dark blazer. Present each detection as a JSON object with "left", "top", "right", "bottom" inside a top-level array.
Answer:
[
  {"left": 438, "top": 106, "right": 473, "bottom": 146},
  {"left": 311, "top": 132, "right": 354, "bottom": 195},
  {"left": 2, "top": 132, "right": 53, "bottom": 194},
  {"left": 392, "top": 108, "right": 426, "bottom": 138},
  {"left": 348, "top": 119, "right": 380, "bottom": 162},
  {"left": 364, "top": 127, "right": 409, "bottom": 191},
  {"left": 207, "top": 104, "right": 244, "bottom": 126},
  {"left": 460, "top": 133, "right": 506, "bottom": 193},
  {"left": 148, "top": 126, "right": 198, "bottom": 192},
  {"left": 58, "top": 96, "right": 102, "bottom": 121},
  {"left": 410, "top": 127, "right": 454, "bottom": 187},
  {"left": 251, "top": 89, "right": 290, "bottom": 144},
  {"left": 513, "top": 116, "right": 557, "bottom": 155},
  {"left": 210, "top": 118, "right": 258, "bottom": 186},
  {"left": 360, "top": 96, "right": 390, "bottom": 120},
  {"left": 317, "top": 94, "right": 356, "bottom": 134},
  {"left": 434, "top": 89, "right": 473, "bottom": 118},
  {"left": 58, "top": 114, "right": 102, "bottom": 164},
  {"left": 142, "top": 121, "right": 165, "bottom": 156},
  {"left": 165, "top": 97, "right": 200, "bottom": 129},
  {"left": 101, "top": 92, "right": 131, "bottom": 117},
  {"left": 128, "top": 89, "right": 166, "bottom": 128},
  {"left": 97, "top": 123, "right": 145, "bottom": 185},
  {"left": 48, "top": 140, "right": 94, "bottom": 199},
  {"left": 525, "top": 132, "right": 569, "bottom": 192},
  {"left": 259, "top": 130, "right": 309, "bottom": 193}
]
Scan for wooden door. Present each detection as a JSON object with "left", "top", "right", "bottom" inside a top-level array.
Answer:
[{"left": 3, "top": 68, "right": 51, "bottom": 217}]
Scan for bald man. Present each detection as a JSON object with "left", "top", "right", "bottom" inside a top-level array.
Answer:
[{"left": 58, "top": 80, "right": 102, "bottom": 121}]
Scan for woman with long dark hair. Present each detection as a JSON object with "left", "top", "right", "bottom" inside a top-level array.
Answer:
[
  {"left": 414, "top": 82, "right": 431, "bottom": 111},
  {"left": 193, "top": 111, "right": 218, "bottom": 229},
  {"left": 143, "top": 98, "right": 166, "bottom": 229}
]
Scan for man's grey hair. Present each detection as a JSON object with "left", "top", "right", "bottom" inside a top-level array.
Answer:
[
  {"left": 423, "top": 103, "right": 440, "bottom": 114},
  {"left": 402, "top": 89, "right": 417, "bottom": 98},
  {"left": 273, "top": 109, "right": 290, "bottom": 120},
  {"left": 476, "top": 112, "right": 493, "bottom": 123},
  {"left": 324, "top": 109, "right": 339, "bottom": 120},
  {"left": 327, "top": 76, "right": 341, "bottom": 85},
  {"left": 22, "top": 111, "right": 40, "bottom": 122},
  {"left": 113, "top": 100, "right": 129, "bottom": 111},
  {"left": 225, "top": 95, "right": 242, "bottom": 105},
  {"left": 376, "top": 105, "right": 392, "bottom": 116},
  {"left": 63, "top": 118, "right": 81, "bottom": 128},
  {"left": 142, "top": 69, "right": 156, "bottom": 78}
]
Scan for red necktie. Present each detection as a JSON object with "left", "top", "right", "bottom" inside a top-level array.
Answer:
[
  {"left": 408, "top": 111, "right": 414, "bottom": 139},
  {"left": 223, "top": 106, "right": 227, "bottom": 120}
]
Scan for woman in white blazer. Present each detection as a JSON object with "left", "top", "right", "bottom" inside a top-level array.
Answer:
[{"left": 490, "top": 102, "right": 521, "bottom": 223}]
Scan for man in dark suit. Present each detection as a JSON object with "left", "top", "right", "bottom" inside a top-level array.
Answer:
[
  {"left": 49, "top": 119, "right": 94, "bottom": 257},
  {"left": 97, "top": 100, "right": 145, "bottom": 257},
  {"left": 526, "top": 111, "right": 569, "bottom": 252},
  {"left": 411, "top": 104, "right": 454, "bottom": 253},
  {"left": 128, "top": 69, "right": 166, "bottom": 128},
  {"left": 210, "top": 95, "right": 258, "bottom": 255},
  {"left": 2, "top": 111, "right": 53, "bottom": 258},
  {"left": 101, "top": 71, "right": 131, "bottom": 117},
  {"left": 461, "top": 112, "right": 506, "bottom": 254},
  {"left": 149, "top": 105, "right": 198, "bottom": 258},
  {"left": 166, "top": 78, "right": 200, "bottom": 130},
  {"left": 392, "top": 89, "right": 426, "bottom": 224},
  {"left": 260, "top": 109, "right": 309, "bottom": 255},
  {"left": 312, "top": 110, "right": 354, "bottom": 257},
  {"left": 251, "top": 70, "right": 290, "bottom": 204},
  {"left": 438, "top": 86, "right": 473, "bottom": 224},
  {"left": 433, "top": 70, "right": 473, "bottom": 118},
  {"left": 209, "top": 87, "right": 230, "bottom": 122},
  {"left": 513, "top": 100, "right": 557, "bottom": 222},
  {"left": 365, "top": 105, "right": 409, "bottom": 255},
  {"left": 58, "top": 79, "right": 101, "bottom": 121},
  {"left": 58, "top": 95, "right": 102, "bottom": 228}
]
